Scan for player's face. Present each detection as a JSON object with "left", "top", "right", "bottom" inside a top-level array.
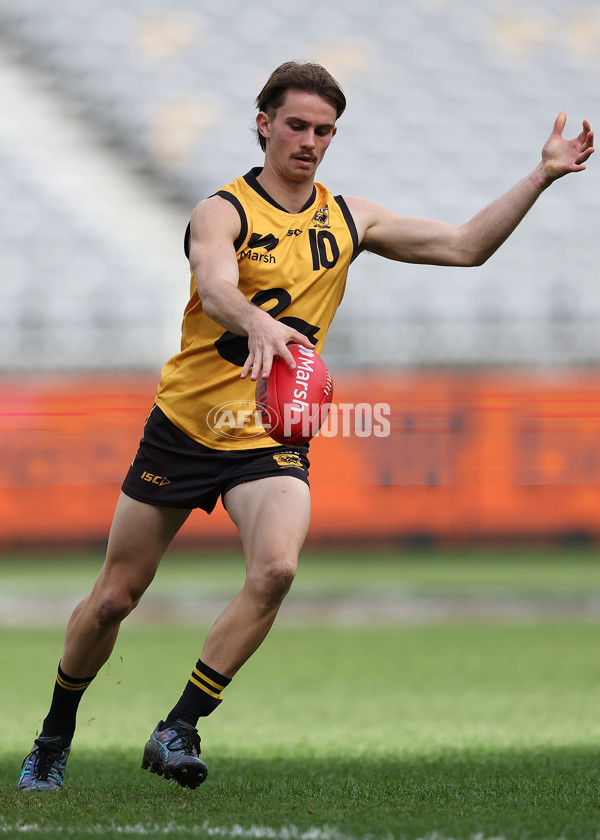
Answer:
[{"left": 258, "top": 89, "right": 338, "bottom": 183}]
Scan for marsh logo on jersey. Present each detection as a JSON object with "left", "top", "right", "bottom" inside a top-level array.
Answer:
[
  {"left": 312, "top": 205, "right": 330, "bottom": 228},
  {"left": 240, "top": 231, "right": 279, "bottom": 264},
  {"left": 248, "top": 232, "right": 279, "bottom": 251}
]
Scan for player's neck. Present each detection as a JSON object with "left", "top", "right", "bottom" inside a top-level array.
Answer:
[{"left": 255, "top": 162, "right": 316, "bottom": 214}]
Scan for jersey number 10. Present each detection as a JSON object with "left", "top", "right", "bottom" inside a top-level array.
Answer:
[{"left": 309, "top": 229, "right": 340, "bottom": 270}]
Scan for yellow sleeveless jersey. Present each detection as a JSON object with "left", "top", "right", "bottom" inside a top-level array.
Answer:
[{"left": 155, "top": 167, "right": 359, "bottom": 450}]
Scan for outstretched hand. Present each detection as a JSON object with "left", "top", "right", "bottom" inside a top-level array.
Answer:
[{"left": 541, "top": 113, "right": 594, "bottom": 183}]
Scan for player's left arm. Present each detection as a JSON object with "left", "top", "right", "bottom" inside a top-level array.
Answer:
[{"left": 348, "top": 113, "right": 594, "bottom": 268}]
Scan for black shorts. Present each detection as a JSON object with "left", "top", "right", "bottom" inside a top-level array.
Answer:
[{"left": 121, "top": 405, "right": 310, "bottom": 513}]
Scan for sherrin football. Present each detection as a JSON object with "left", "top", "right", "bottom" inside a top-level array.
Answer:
[{"left": 255, "top": 344, "right": 334, "bottom": 444}]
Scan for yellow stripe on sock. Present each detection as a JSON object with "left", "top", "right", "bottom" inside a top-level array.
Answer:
[
  {"left": 56, "top": 675, "right": 92, "bottom": 691},
  {"left": 192, "top": 668, "right": 227, "bottom": 692},
  {"left": 189, "top": 673, "right": 222, "bottom": 699}
]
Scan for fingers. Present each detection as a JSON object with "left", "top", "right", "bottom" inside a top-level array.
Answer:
[
  {"left": 580, "top": 119, "right": 591, "bottom": 139},
  {"left": 575, "top": 120, "right": 594, "bottom": 168},
  {"left": 244, "top": 342, "right": 286, "bottom": 382},
  {"left": 241, "top": 346, "right": 275, "bottom": 381},
  {"left": 553, "top": 112, "right": 567, "bottom": 136},
  {"left": 543, "top": 113, "right": 594, "bottom": 179},
  {"left": 244, "top": 345, "right": 273, "bottom": 382},
  {"left": 557, "top": 114, "right": 594, "bottom": 153},
  {"left": 575, "top": 148, "right": 594, "bottom": 168},
  {"left": 292, "top": 332, "right": 318, "bottom": 351},
  {"left": 277, "top": 342, "right": 301, "bottom": 374},
  {"left": 581, "top": 121, "right": 594, "bottom": 150},
  {"left": 252, "top": 350, "right": 268, "bottom": 381},
  {"left": 276, "top": 329, "right": 317, "bottom": 370},
  {"left": 240, "top": 350, "right": 255, "bottom": 380},
  {"left": 242, "top": 329, "right": 317, "bottom": 382}
]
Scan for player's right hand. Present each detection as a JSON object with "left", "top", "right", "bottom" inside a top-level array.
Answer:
[{"left": 241, "top": 312, "right": 315, "bottom": 382}]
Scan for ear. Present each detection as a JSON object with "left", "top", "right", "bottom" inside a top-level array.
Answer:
[{"left": 256, "top": 111, "right": 271, "bottom": 143}]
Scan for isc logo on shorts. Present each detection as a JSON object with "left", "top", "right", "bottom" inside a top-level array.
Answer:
[{"left": 141, "top": 471, "right": 171, "bottom": 486}]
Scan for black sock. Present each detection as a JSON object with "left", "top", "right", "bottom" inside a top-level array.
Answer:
[
  {"left": 40, "top": 663, "right": 96, "bottom": 745},
  {"left": 165, "top": 659, "right": 231, "bottom": 729}
]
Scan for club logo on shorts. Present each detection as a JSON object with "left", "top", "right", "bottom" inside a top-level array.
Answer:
[{"left": 273, "top": 452, "right": 305, "bottom": 470}]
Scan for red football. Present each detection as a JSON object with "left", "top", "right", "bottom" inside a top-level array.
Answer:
[{"left": 255, "top": 344, "right": 334, "bottom": 444}]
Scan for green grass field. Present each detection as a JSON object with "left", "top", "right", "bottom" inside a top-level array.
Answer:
[{"left": 2, "top": 548, "right": 600, "bottom": 839}]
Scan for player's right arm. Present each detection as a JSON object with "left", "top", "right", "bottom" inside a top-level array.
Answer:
[{"left": 188, "top": 196, "right": 313, "bottom": 381}]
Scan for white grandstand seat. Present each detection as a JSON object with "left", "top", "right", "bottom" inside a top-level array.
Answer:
[{"left": 0, "top": 0, "right": 597, "bottom": 370}]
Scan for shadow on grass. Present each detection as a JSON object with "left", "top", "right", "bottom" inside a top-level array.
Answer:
[{"left": 2, "top": 745, "right": 600, "bottom": 839}]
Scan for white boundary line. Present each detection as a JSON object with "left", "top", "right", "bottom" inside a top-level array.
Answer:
[
  {"left": 0, "top": 822, "right": 516, "bottom": 840},
  {"left": 0, "top": 823, "right": 517, "bottom": 840}
]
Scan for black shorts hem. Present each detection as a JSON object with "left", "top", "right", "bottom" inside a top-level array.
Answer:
[
  {"left": 120, "top": 484, "right": 202, "bottom": 512},
  {"left": 221, "top": 469, "right": 310, "bottom": 510},
  {"left": 121, "top": 405, "right": 310, "bottom": 514}
]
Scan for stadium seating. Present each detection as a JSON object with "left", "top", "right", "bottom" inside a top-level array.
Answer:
[{"left": 0, "top": 0, "right": 598, "bottom": 369}]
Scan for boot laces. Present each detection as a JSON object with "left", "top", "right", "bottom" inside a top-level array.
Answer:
[
  {"left": 167, "top": 723, "right": 200, "bottom": 756},
  {"left": 31, "top": 740, "right": 64, "bottom": 781}
]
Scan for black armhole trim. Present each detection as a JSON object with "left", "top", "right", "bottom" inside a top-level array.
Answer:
[
  {"left": 184, "top": 222, "right": 191, "bottom": 259},
  {"left": 215, "top": 190, "right": 248, "bottom": 252},
  {"left": 334, "top": 195, "right": 359, "bottom": 259},
  {"left": 183, "top": 191, "right": 249, "bottom": 259}
]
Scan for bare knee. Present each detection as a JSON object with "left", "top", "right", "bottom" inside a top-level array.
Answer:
[
  {"left": 245, "top": 558, "right": 297, "bottom": 614},
  {"left": 93, "top": 586, "right": 142, "bottom": 628}
]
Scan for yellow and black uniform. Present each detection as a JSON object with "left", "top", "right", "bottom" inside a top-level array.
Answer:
[
  {"left": 122, "top": 168, "right": 358, "bottom": 511},
  {"left": 157, "top": 167, "right": 358, "bottom": 449}
]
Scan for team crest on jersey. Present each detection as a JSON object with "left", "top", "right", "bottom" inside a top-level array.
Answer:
[
  {"left": 312, "top": 205, "right": 330, "bottom": 228},
  {"left": 273, "top": 452, "right": 305, "bottom": 470}
]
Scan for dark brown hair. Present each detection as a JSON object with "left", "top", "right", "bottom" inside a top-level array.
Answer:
[{"left": 255, "top": 61, "right": 346, "bottom": 151}]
